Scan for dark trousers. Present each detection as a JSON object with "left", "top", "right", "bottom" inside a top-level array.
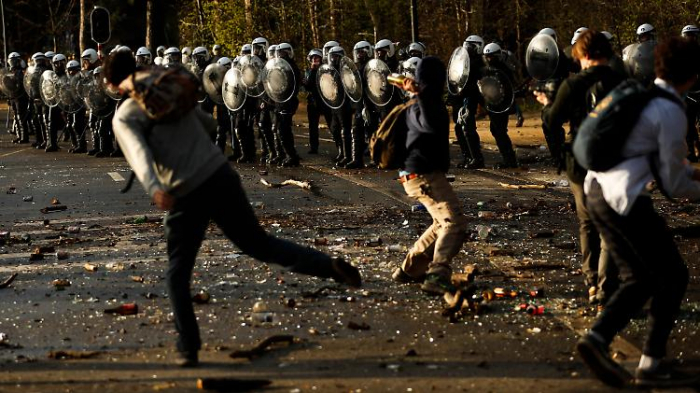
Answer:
[
  {"left": 274, "top": 109, "right": 299, "bottom": 160},
  {"left": 330, "top": 105, "right": 353, "bottom": 161},
  {"left": 214, "top": 104, "right": 231, "bottom": 153},
  {"left": 488, "top": 111, "right": 516, "bottom": 164},
  {"left": 165, "top": 164, "right": 339, "bottom": 353},
  {"left": 307, "top": 100, "right": 329, "bottom": 152},
  {"left": 454, "top": 98, "right": 482, "bottom": 163},
  {"left": 570, "top": 176, "right": 617, "bottom": 302},
  {"left": 587, "top": 180, "right": 689, "bottom": 358},
  {"left": 541, "top": 105, "right": 565, "bottom": 163}
]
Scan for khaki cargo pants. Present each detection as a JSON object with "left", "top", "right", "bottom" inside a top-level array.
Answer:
[{"left": 401, "top": 171, "right": 467, "bottom": 278}]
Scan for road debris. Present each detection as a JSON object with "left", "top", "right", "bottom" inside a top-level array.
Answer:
[
  {"left": 22, "top": 196, "right": 33, "bottom": 202},
  {"left": 50, "top": 197, "right": 61, "bottom": 205},
  {"left": 192, "top": 291, "right": 211, "bottom": 304},
  {"left": 0, "top": 273, "right": 18, "bottom": 289},
  {"left": 229, "top": 335, "right": 296, "bottom": 359},
  {"left": 196, "top": 377, "right": 272, "bottom": 391},
  {"left": 52, "top": 279, "right": 71, "bottom": 289},
  {"left": 347, "top": 321, "right": 370, "bottom": 331},
  {"left": 84, "top": 263, "right": 98, "bottom": 272},
  {"left": 260, "top": 178, "right": 313, "bottom": 190},
  {"left": 104, "top": 303, "right": 139, "bottom": 315},
  {"left": 48, "top": 350, "right": 101, "bottom": 360},
  {"left": 499, "top": 183, "right": 547, "bottom": 190},
  {"left": 6, "top": 186, "right": 17, "bottom": 194},
  {"left": 40, "top": 205, "right": 67, "bottom": 214}
]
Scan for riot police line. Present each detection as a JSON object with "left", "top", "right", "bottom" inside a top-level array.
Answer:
[{"left": 1, "top": 24, "right": 699, "bottom": 169}]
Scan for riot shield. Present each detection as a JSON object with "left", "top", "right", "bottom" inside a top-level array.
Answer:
[
  {"left": 525, "top": 33, "right": 559, "bottom": 81},
  {"left": 80, "top": 70, "right": 114, "bottom": 118},
  {"left": 0, "top": 68, "right": 26, "bottom": 99},
  {"left": 238, "top": 54, "right": 265, "bottom": 98},
  {"left": 364, "top": 59, "right": 394, "bottom": 107},
  {"left": 222, "top": 67, "right": 247, "bottom": 112},
  {"left": 40, "top": 70, "right": 61, "bottom": 108},
  {"left": 261, "top": 57, "right": 296, "bottom": 104},
  {"left": 623, "top": 41, "right": 656, "bottom": 85},
  {"left": 57, "top": 74, "right": 85, "bottom": 113},
  {"left": 317, "top": 64, "right": 345, "bottom": 110},
  {"left": 340, "top": 56, "right": 363, "bottom": 103},
  {"left": 447, "top": 46, "right": 471, "bottom": 95},
  {"left": 203, "top": 63, "right": 226, "bottom": 105},
  {"left": 23, "top": 66, "right": 44, "bottom": 100},
  {"left": 478, "top": 67, "right": 514, "bottom": 114}
]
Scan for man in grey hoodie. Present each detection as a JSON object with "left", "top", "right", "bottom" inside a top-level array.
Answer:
[{"left": 103, "top": 51, "right": 362, "bottom": 368}]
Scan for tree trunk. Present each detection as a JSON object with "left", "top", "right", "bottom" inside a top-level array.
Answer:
[
  {"left": 363, "top": 0, "right": 378, "bottom": 43},
  {"left": 329, "top": 0, "right": 337, "bottom": 38},
  {"left": 79, "top": 0, "right": 87, "bottom": 54},
  {"left": 306, "top": 0, "right": 319, "bottom": 47},
  {"left": 194, "top": 0, "right": 205, "bottom": 42},
  {"left": 145, "top": 0, "right": 154, "bottom": 50},
  {"left": 244, "top": 0, "right": 253, "bottom": 32}
]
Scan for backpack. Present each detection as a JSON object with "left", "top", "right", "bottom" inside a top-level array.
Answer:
[
  {"left": 129, "top": 66, "right": 200, "bottom": 122},
  {"left": 573, "top": 79, "right": 683, "bottom": 172},
  {"left": 369, "top": 99, "right": 416, "bottom": 169}
]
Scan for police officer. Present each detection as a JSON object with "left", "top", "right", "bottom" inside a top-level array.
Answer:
[
  {"left": 214, "top": 57, "right": 234, "bottom": 154},
  {"left": 324, "top": 46, "right": 354, "bottom": 167},
  {"left": 476, "top": 43, "right": 518, "bottom": 168},
  {"left": 7, "top": 52, "right": 30, "bottom": 144},
  {"left": 345, "top": 41, "right": 373, "bottom": 169},
  {"left": 28, "top": 52, "right": 51, "bottom": 149},
  {"left": 44, "top": 54, "right": 68, "bottom": 152},
  {"left": 536, "top": 28, "right": 574, "bottom": 167},
  {"left": 302, "top": 49, "right": 328, "bottom": 154},
  {"left": 135, "top": 47, "right": 152, "bottom": 66},
  {"left": 258, "top": 44, "right": 280, "bottom": 165},
  {"left": 453, "top": 35, "right": 486, "bottom": 169},
  {"left": 211, "top": 44, "right": 222, "bottom": 63},
  {"left": 163, "top": 47, "right": 182, "bottom": 66},
  {"left": 273, "top": 43, "right": 301, "bottom": 167},
  {"left": 65, "top": 60, "right": 88, "bottom": 153}
]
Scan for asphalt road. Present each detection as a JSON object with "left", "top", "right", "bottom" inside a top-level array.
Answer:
[{"left": 0, "top": 109, "right": 698, "bottom": 393}]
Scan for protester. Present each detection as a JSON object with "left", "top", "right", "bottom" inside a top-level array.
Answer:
[
  {"left": 537, "top": 30, "right": 624, "bottom": 307},
  {"left": 390, "top": 56, "right": 468, "bottom": 295},
  {"left": 102, "top": 51, "right": 362, "bottom": 367},
  {"left": 577, "top": 37, "right": 700, "bottom": 388}
]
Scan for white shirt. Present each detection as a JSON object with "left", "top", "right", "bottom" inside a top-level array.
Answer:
[{"left": 584, "top": 78, "right": 700, "bottom": 215}]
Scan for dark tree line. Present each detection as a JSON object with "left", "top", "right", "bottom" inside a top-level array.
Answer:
[{"left": 3, "top": 0, "right": 699, "bottom": 64}]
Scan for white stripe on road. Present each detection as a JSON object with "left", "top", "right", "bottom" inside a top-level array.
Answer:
[
  {"left": 108, "top": 172, "right": 125, "bottom": 181},
  {"left": 0, "top": 148, "right": 30, "bottom": 158}
]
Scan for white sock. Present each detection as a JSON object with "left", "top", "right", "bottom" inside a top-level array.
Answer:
[{"left": 638, "top": 354, "right": 661, "bottom": 371}]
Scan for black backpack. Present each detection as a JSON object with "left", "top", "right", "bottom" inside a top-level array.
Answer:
[{"left": 573, "top": 79, "right": 684, "bottom": 172}]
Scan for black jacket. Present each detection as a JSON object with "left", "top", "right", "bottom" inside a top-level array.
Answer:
[{"left": 404, "top": 57, "right": 450, "bottom": 174}]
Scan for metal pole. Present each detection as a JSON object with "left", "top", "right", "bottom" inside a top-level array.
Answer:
[
  {"left": 1, "top": 0, "right": 7, "bottom": 69},
  {"left": 410, "top": 0, "right": 418, "bottom": 43}
]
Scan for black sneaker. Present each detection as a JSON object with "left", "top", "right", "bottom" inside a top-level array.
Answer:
[
  {"left": 391, "top": 267, "right": 425, "bottom": 284},
  {"left": 576, "top": 334, "right": 632, "bottom": 388},
  {"left": 420, "top": 273, "right": 456, "bottom": 295},
  {"left": 175, "top": 351, "right": 199, "bottom": 368},
  {"left": 635, "top": 363, "right": 700, "bottom": 388},
  {"left": 331, "top": 257, "right": 362, "bottom": 287}
]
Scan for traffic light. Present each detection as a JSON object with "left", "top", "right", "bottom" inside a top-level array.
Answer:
[{"left": 90, "top": 6, "right": 111, "bottom": 44}]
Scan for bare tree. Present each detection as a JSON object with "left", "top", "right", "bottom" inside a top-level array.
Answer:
[
  {"left": 145, "top": 0, "right": 154, "bottom": 50},
  {"left": 79, "top": 0, "right": 87, "bottom": 54},
  {"left": 244, "top": 0, "right": 253, "bottom": 32}
]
